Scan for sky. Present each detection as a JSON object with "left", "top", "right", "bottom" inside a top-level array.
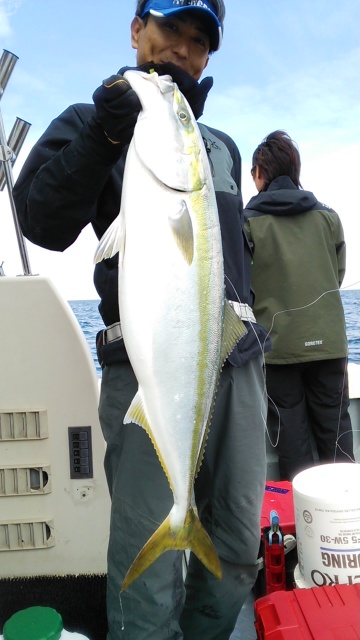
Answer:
[{"left": 0, "top": 0, "right": 359, "bottom": 301}]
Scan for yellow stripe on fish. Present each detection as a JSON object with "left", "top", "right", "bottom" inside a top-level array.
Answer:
[{"left": 94, "top": 69, "right": 247, "bottom": 592}]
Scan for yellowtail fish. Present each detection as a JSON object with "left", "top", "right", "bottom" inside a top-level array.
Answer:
[{"left": 94, "top": 70, "right": 247, "bottom": 591}]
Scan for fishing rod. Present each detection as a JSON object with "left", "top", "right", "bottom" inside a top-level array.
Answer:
[{"left": 0, "top": 49, "right": 32, "bottom": 275}]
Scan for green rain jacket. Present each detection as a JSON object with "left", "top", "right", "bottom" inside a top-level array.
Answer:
[{"left": 244, "top": 176, "right": 348, "bottom": 364}]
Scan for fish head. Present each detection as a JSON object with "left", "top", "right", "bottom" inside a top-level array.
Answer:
[{"left": 124, "top": 70, "right": 205, "bottom": 193}]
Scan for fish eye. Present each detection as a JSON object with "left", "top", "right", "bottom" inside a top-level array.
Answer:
[{"left": 178, "top": 110, "right": 189, "bottom": 123}]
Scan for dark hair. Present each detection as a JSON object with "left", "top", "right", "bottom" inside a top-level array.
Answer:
[
  {"left": 135, "top": 1, "right": 225, "bottom": 52},
  {"left": 252, "top": 130, "right": 302, "bottom": 190}
]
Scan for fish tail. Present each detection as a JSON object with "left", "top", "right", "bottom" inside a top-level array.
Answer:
[{"left": 121, "top": 506, "right": 222, "bottom": 591}]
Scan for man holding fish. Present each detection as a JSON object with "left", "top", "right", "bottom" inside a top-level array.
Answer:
[{"left": 14, "top": 1, "right": 269, "bottom": 638}]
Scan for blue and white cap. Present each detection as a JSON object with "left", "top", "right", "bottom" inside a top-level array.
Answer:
[{"left": 139, "top": 0, "right": 223, "bottom": 51}]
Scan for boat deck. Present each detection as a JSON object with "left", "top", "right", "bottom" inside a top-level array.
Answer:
[{"left": 231, "top": 592, "right": 256, "bottom": 639}]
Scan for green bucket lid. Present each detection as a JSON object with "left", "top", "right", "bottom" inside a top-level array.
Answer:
[{"left": 3, "top": 607, "right": 63, "bottom": 640}]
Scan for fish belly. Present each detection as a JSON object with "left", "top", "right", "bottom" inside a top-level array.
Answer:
[{"left": 119, "top": 153, "right": 223, "bottom": 518}]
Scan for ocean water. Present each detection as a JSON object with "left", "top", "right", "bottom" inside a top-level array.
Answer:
[
  {"left": 68, "top": 299, "right": 103, "bottom": 378},
  {"left": 69, "top": 289, "right": 360, "bottom": 378},
  {"left": 341, "top": 289, "right": 360, "bottom": 364}
]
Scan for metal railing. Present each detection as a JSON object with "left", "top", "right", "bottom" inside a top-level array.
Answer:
[{"left": 0, "top": 49, "right": 32, "bottom": 275}]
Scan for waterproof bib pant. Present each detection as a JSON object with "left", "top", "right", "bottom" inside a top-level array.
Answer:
[
  {"left": 179, "top": 358, "right": 267, "bottom": 639},
  {"left": 266, "top": 357, "right": 354, "bottom": 481},
  {"left": 99, "top": 357, "right": 266, "bottom": 640}
]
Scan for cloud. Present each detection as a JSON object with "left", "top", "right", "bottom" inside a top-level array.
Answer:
[
  {"left": 205, "top": 47, "right": 359, "bottom": 161},
  {"left": 202, "top": 44, "right": 360, "bottom": 291},
  {"left": 0, "top": 6, "right": 12, "bottom": 36},
  {"left": 0, "top": 0, "right": 21, "bottom": 13}
]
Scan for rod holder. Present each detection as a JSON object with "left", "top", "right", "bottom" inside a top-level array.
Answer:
[
  {"left": 0, "top": 49, "right": 32, "bottom": 275},
  {"left": 0, "top": 50, "right": 19, "bottom": 99},
  {"left": 0, "top": 117, "right": 31, "bottom": 191}
]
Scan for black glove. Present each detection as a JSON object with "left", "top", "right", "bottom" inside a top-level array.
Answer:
[
  {"left": 92, "top": 74, "right": 142, "bottom": 145},
  {"left": 119, "top": 61, "right": 213, "bottom": 120}
]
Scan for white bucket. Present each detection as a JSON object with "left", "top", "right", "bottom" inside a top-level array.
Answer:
[
  {"left": 293, "top": 463, "right": 360, "bottom": 588},
  {"left": 294, "top": 563, "right": 309, "bottom": 589}
]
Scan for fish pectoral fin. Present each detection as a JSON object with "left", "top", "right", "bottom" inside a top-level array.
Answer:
[
  {"left": 123, "top": 391, "right": 151, "bottom": 432},
  {"left": 168, "top": 201, "right": 194, "bottom": 265},
  {"left": 121, "top": 506, "right": 222, "bottom": 592},
  {"left": 220, "top": 299, "right": 248, "bottom": 364},
  {"left": 94, "top": 214, "right": 124, "bottom": 263}
]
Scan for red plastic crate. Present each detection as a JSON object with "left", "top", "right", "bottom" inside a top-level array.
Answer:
[
  {"left": 256, "top": 482, "right": 297, "bottom": 598},
  {"left": 262, "top": 531, "right": 286, "bottom": 594},
  {"left": 261, "top": 481, "right": 295, "bottom": 535},
  {"left": 254, "top": 584, "right": 360, "bottom": 639}
]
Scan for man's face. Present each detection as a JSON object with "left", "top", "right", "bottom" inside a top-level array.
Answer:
[{"left": 131, "top": 12, "right": 210, "bottom": 80}]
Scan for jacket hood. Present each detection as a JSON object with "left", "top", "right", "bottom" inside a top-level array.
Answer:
[{"left": 245, "top": 176, "right": 318, "bottom": 217}]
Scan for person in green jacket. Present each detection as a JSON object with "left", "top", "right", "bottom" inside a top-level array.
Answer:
[{"left": 244, "top": 130, "right": 354, "bottom": 480}]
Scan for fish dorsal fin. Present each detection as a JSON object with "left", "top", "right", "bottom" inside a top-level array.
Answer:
[
  {"left": 124, "top": 391, "right": 174, "bottom": 492},
  {"left": 94, "top": 213, "right": 125, "bottom": 264},
  {"left": 220, "top": 299, "right": 247, "bottom": 364},
  {"left": 168, "top": 201, "right": 194, "bottom": 265}
]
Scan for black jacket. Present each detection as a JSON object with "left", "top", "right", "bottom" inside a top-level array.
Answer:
[{"left": 13, "top": 102, "right": 268, "bottom": 367}]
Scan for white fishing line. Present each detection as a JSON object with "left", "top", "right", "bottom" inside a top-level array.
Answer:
[
  {"left": 224, "top": 274, "right": 269, "bottom": 434},
  {"left": 224, "top": 275, "right": 357, "bottom": 459},
  {"left": 262, "top": 287, "right": 355, "bottom": 460},
  {"left": 336, "top": 429, "right": 359, "bottom": 462}
]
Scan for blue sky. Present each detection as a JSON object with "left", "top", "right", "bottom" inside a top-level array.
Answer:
[{"left": 1, "top": 0, "right": 359, "bottom": 300}]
